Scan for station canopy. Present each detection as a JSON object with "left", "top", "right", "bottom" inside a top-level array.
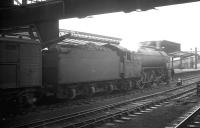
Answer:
[
  {"left": 168, "top": 51, "right": 195, "bottom": 58},
  {"left": 42, "top": 29, "right": 122, "bottom": 48},
  {"left": 59, "top": 29, "right": 121, "bottom": 45}
]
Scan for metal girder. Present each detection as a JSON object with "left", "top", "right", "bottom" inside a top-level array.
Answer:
[
  {"left": 0, "top": 25, "right": 40, "bottom": 40},
  {"left": 168, "top": 51, "right": 196, "bottom": 58},
  {"left": 0, "top": 0, "right": 200, "bottom": 28}
]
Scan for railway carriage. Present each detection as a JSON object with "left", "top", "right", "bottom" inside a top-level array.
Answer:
[{"left": 0, "top": 37, "right": 42, "bottom": 105}]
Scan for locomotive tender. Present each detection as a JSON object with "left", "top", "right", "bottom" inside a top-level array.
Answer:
[
  {"left": 43, "top": 43, "right": 142, "bottom": 99},
  {"left": 0, "top": 30, "right": 170, "bottom": 104}
]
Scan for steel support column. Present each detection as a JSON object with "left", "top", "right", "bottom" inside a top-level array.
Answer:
[{"left": 35, "top": 20, "right": 59, "bottom": 44}]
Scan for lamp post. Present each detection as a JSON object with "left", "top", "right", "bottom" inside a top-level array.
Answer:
[{"left": 195, "top": 47, "right": 198, "bottom": 69}]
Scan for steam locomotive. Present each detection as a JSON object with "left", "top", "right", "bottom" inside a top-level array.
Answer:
[
  {"left": 43, "top": 42, "right": 169, "bottom": 99},
  {"left": 0, "top": 32, "right": 170, "bottom": 105}
]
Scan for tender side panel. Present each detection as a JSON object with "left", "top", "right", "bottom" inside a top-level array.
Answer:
[{"left": 58, "top": 48, "right": 120, "bottom": 84}]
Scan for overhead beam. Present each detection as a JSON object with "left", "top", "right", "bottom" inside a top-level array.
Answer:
[
  {"left": 0, "top": 0, "right": 64, "bottom": 28},
  {"left": 0, "top": 0, "right": 200, "bottom": 28}
]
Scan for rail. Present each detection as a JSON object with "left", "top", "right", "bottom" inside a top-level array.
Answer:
[{"left": 174, "top": 104, "right": 200, "bottom": 128}]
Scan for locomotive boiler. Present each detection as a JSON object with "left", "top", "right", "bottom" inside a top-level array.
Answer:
[
  {"left": 135, "top": 46, "right": 170, "bottom": 88},
  {"left": 137, "top": 46, "right": 169, "bottom": 67}
]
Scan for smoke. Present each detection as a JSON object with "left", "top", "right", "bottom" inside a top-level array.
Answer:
[{"left": 120, "top": 39, "right": 140, "bottom": 52}]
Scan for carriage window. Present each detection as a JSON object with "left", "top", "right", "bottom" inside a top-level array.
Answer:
[{"left": 127, "top": 52, "right": 131, "bottom": 61}]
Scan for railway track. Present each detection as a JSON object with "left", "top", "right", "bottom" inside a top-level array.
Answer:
[
  {"left": 12, "top": 77, "right": 199, "bottom": 128},
  {"left": 168, "top": 102, "right": 200, "bottom": 128},
  {"left": 2, "top": 73, "right": 199, "bottom": 125},
  {"left": 66, "top": 74, "right": 200, "bottom": 108}
]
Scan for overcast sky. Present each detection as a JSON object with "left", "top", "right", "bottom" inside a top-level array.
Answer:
[{"left": 60, "top": 1, "right": 200, "bottom": 52}]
